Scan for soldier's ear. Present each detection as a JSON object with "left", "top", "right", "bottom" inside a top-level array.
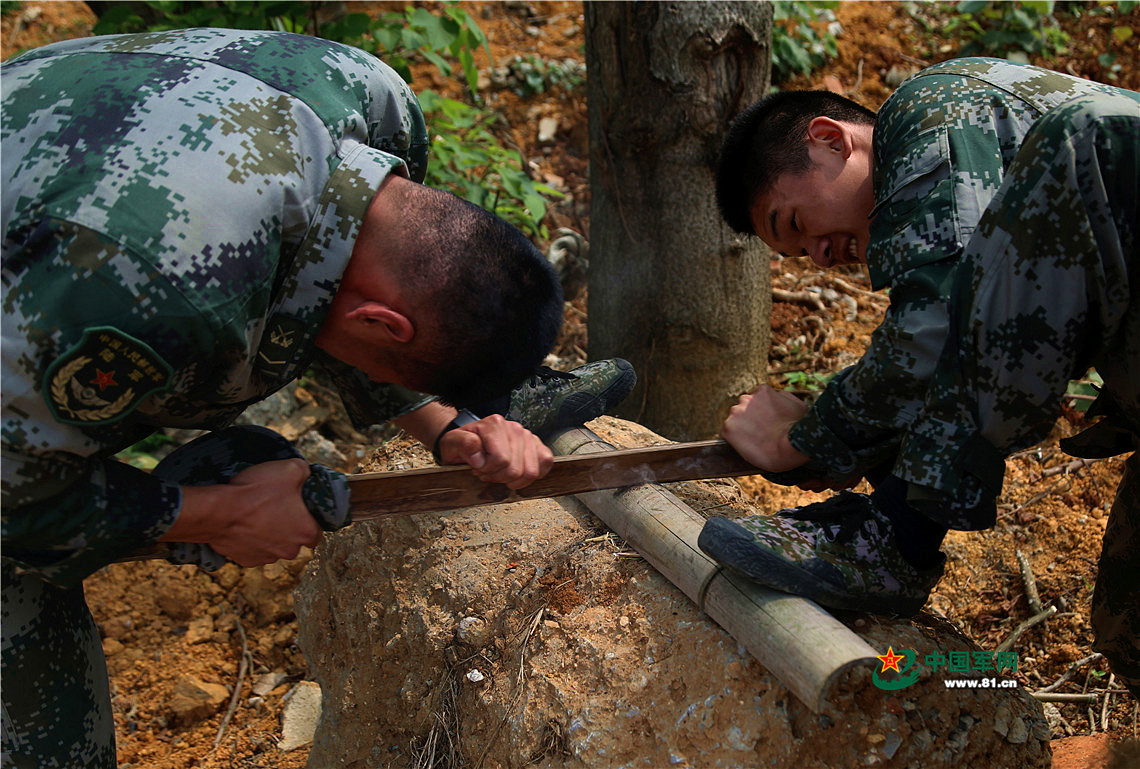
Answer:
[
  {"left": 806, "top": 116, "right": 852, "bottom": 158},
  {"left": 347, "top": 302, "right": 415, "bottom": 344}
]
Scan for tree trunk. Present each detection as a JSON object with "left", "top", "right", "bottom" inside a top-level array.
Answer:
[{"left": 586, "top": 1, "right": 772, "bottom": 440}]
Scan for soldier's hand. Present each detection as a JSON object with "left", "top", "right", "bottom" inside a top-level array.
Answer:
[
  {"left": 437, "top": 414, "right": 554, "bottom": 489},
  {"left": 166, "top": 458, "right": 323, "bottom": 566},
  {"left": 721, "top": 386, "right": 812, "bottom": 473}
]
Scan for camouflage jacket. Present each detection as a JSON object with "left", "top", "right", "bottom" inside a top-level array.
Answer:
[
  {"left": 787, "top": 57, "right": 1128, "bottom": 480},
  {"left": 1, "top": 29, "right": 433, "bottom": 586}
]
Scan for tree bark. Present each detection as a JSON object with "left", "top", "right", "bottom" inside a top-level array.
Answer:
[{"left": 586, "top": 1, "right": 773, "bottom": 440}]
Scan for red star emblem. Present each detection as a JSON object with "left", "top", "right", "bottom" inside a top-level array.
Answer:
[
  {"left": 877, "top": 646, "right": 905, "bottom": 674},
  {"left": 91, "top": 369, "right": 118, "bottom": 391}
]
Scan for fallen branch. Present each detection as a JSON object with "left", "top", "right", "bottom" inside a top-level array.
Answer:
[
  {"left": 825, "top": 275, "right": 888, "bottom": 302},
  {"left": 1036, "top": 652, "right": 1103, "bottom": 693},
  {"left": 1031, "top": 691, "right": 1098, "bottom": 705},
  {"left": 1015, "top": 550, "right": 1043, "bottom": 614},
  {"left": 1101, "top": 674, "right": 1115, "bottom": 732},
  {"left": 1041, "top": 456, "right": 1103, "bottom": 478},
  {"left": 771, "top": 287, "right": 826, "bottom": 312},
  {"left": 214, "top": 617, "right": 251, "bottom": 749},
  {"left": 996, "top": 605, "right": 1056, "bottom": 653}
]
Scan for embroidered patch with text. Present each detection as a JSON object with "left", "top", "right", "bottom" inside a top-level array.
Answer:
[{"left": 43, "top": 326, "right": 173, "bottom": 425}]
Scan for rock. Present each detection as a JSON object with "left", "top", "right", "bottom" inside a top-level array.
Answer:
[
  {"left": 537, "top": 115, "right": 560, "bottom": 143},
  {"left": 234, "top": 383, "right": 298, "bottom": 426},
  {"left": 238, "top": 565, "right": 299, "bottom": 626},
  {"left": 184, "top": 616, "right": 214, "bottom": 644},
  {"left": 279, "top": 681, "right": 322, "bottom": 752},
  {"left": 456, "top": 615, "right": 491, "bottom": 647},
  {"left": 294, "top": 431, "right": 348, "bottom": 470},
  {"left": 252, "top": 672, "right": 289, "bottom": 697},
  {"left": 295, "top": 417, "right": 1051, "bottom": 769},
  {"left": 100, "top": 614, "right": 134, "bottom": 641},
  {"left": 154, "top": 577, "right": 197, "bottom": 622},
  {"left": 167, "top": 675, "right": 229, "bottom": 726}
]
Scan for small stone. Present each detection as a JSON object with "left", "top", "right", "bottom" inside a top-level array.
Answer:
[
  {"left": 1005, "top": 716, "right": 1029, "bottom": 744},
  {"left": 538, "top": 116, "right": 560, "bottom": 143},
  {"left": 185, "top": 617, "right": 215, "bottom": 644},
  {"left": 168, "top": 676, "right": 229, "bottom": 726},
  {"left": 456, "top": 616, "right": 490, "bottom": 646},
  {"left": 279, "top": 681, "right": 322, "bottom": 752},
  {"left": 252, "top": 672, "right": 289, "bottom": 697}
]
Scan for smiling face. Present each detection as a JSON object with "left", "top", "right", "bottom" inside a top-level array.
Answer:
[{"left": 747, "top": 117, "right": 875, "bottom": 269}]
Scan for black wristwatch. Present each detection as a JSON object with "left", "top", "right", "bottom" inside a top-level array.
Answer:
[{"left": 432, "top": 408, "right": 480, "bottom": 463}]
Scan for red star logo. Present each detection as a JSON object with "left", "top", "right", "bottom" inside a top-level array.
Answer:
[
  {"left": 91, "top": 369, "right": 118, "bottom": 391},
  {"left": 877, "top": 646, "right": 905, "bottom": 674}
]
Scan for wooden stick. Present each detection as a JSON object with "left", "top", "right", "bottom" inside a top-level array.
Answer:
[
  {"left": 346, "top": 439, "right": 761, "bottom": 519},
  {"left": 214, "top": 617, "right": 250, "bottom": 749},
  {"left": 1101, "top": 674, "right": 1114, "bottom": 732},
  {"left": 1015, "top": 550, "right": 1043, "bottom": 614},
  {"left": 1041, "top": 456, "right": 1103, "bottom": 478},
  {"left": 548, "top": 427, "right": 879, "bottom": 714},
  {"left": 1031, "top": 692, "right": 1098, "bottom": 704},
  {"left": 996, "top": 605, "right": 1056, "bottom": 653},
  {"left": 1036, "top": 652, "right": 1103, "bottom": 693}
]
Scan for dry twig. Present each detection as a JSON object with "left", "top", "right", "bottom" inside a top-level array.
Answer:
[
  {"left": 1041, "top": 456, "right": 1103, "bottom": 478},
  {"left": 772, "top": 287, "right": 826, "bottom": 312},
  {"left": 1036, "top": 652, "right": 1103, "bottom": 693},
  {"left": 1031, "top": 691, "right": 1099, "bottom": 704},
  {"left": 1015, "top": 550, "right": 1043, "bottom": 614},
  {"left": 213, "top": 617, "right": 251, "bottom": 749},
  {"left": 1101, "top": 674, "right": 1114, "bottom": 732},
  {"left": 996, "top": 605, "right": 1056, "bottom": 653}
]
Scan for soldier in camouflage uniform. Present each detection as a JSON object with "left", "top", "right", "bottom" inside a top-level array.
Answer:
[
  {"left": 699, "top": 58, "right": 1139, "bottom": 695},
  {"left": 1, "top": 29, "right": 633, "bottom": 767}
]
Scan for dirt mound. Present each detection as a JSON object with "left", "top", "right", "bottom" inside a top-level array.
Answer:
[{"left": 295, "top": 418, "right": 1051, "bottom": 769}]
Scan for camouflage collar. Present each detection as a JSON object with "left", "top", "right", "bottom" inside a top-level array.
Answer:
[{"left": 255, "top": 145, "right": 408, "bottom": 379}]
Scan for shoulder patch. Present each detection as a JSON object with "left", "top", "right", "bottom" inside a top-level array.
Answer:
[{"left": 43, "top": 327, "right": 173, "bottom": 425}]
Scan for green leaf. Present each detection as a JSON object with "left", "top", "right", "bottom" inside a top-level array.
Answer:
[
  {"left": 421, "top": 49, "right": 452, "bottom": 77},
  {"left": 412, "top": 7, "right": 457, "bottom": 51},
  {"left": 957, "top": 0, "right": 990, "bottom": 14}
]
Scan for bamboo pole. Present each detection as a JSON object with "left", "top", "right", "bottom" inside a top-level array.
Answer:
[{"left": 549, "top": 426, "right": 879, "bottom": 714}]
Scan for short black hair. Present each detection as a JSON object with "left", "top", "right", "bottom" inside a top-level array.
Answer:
[
  {"left": 716, "top": 91, "right": 877, "bottom": 235},
  {"left": 393, "top": 185, "right": 563, "bottom": 407}
]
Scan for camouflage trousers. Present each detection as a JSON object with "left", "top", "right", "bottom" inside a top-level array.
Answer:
[
  {"left": 896, "top": 90, "right": 1140, "bottom": 691},
  {"left": 1093, "top": 452, "right": 1140, "bottom": 696},
  {"left": 1, "top": 565, "right": 116, "bottom": 769},
  {"left": 1, "top": 426, "right": 349, "bottom": 767}
]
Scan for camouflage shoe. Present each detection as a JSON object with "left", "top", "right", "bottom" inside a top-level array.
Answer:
[
  {"left": 697, "top": 491, "right": 944, "bottom": 616},
  {"left": 507, "top": 358, "right": 636, "bottom": 438}
]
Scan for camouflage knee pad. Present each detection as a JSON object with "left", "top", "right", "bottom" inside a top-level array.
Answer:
[{"left": 151, "top": 425, "right": 351, "bottom": 571}]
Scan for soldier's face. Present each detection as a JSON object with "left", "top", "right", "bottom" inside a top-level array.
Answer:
[{"left": 748, "top": 150, "right": 873, "bottom": 269}]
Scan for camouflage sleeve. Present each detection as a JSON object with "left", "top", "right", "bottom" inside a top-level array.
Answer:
[
  {"left": 788, "top": 262, "right": 956, "bottom": 478},
  {"left": 314, "top": 351, "right": 436, "bottom": 430},
  {"left": 1, "top": 222, "right": 199, "bottom": 588},
  {"left": 1, "top": 447, "right": 181, "bottom": 589},
  {"left": 788, "top": 74, "right": 1029, "bottom": 480}
]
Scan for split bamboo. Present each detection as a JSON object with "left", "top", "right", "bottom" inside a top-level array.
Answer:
[{"left": 549, "top": 426, "right": 879, "bottom": 714}]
